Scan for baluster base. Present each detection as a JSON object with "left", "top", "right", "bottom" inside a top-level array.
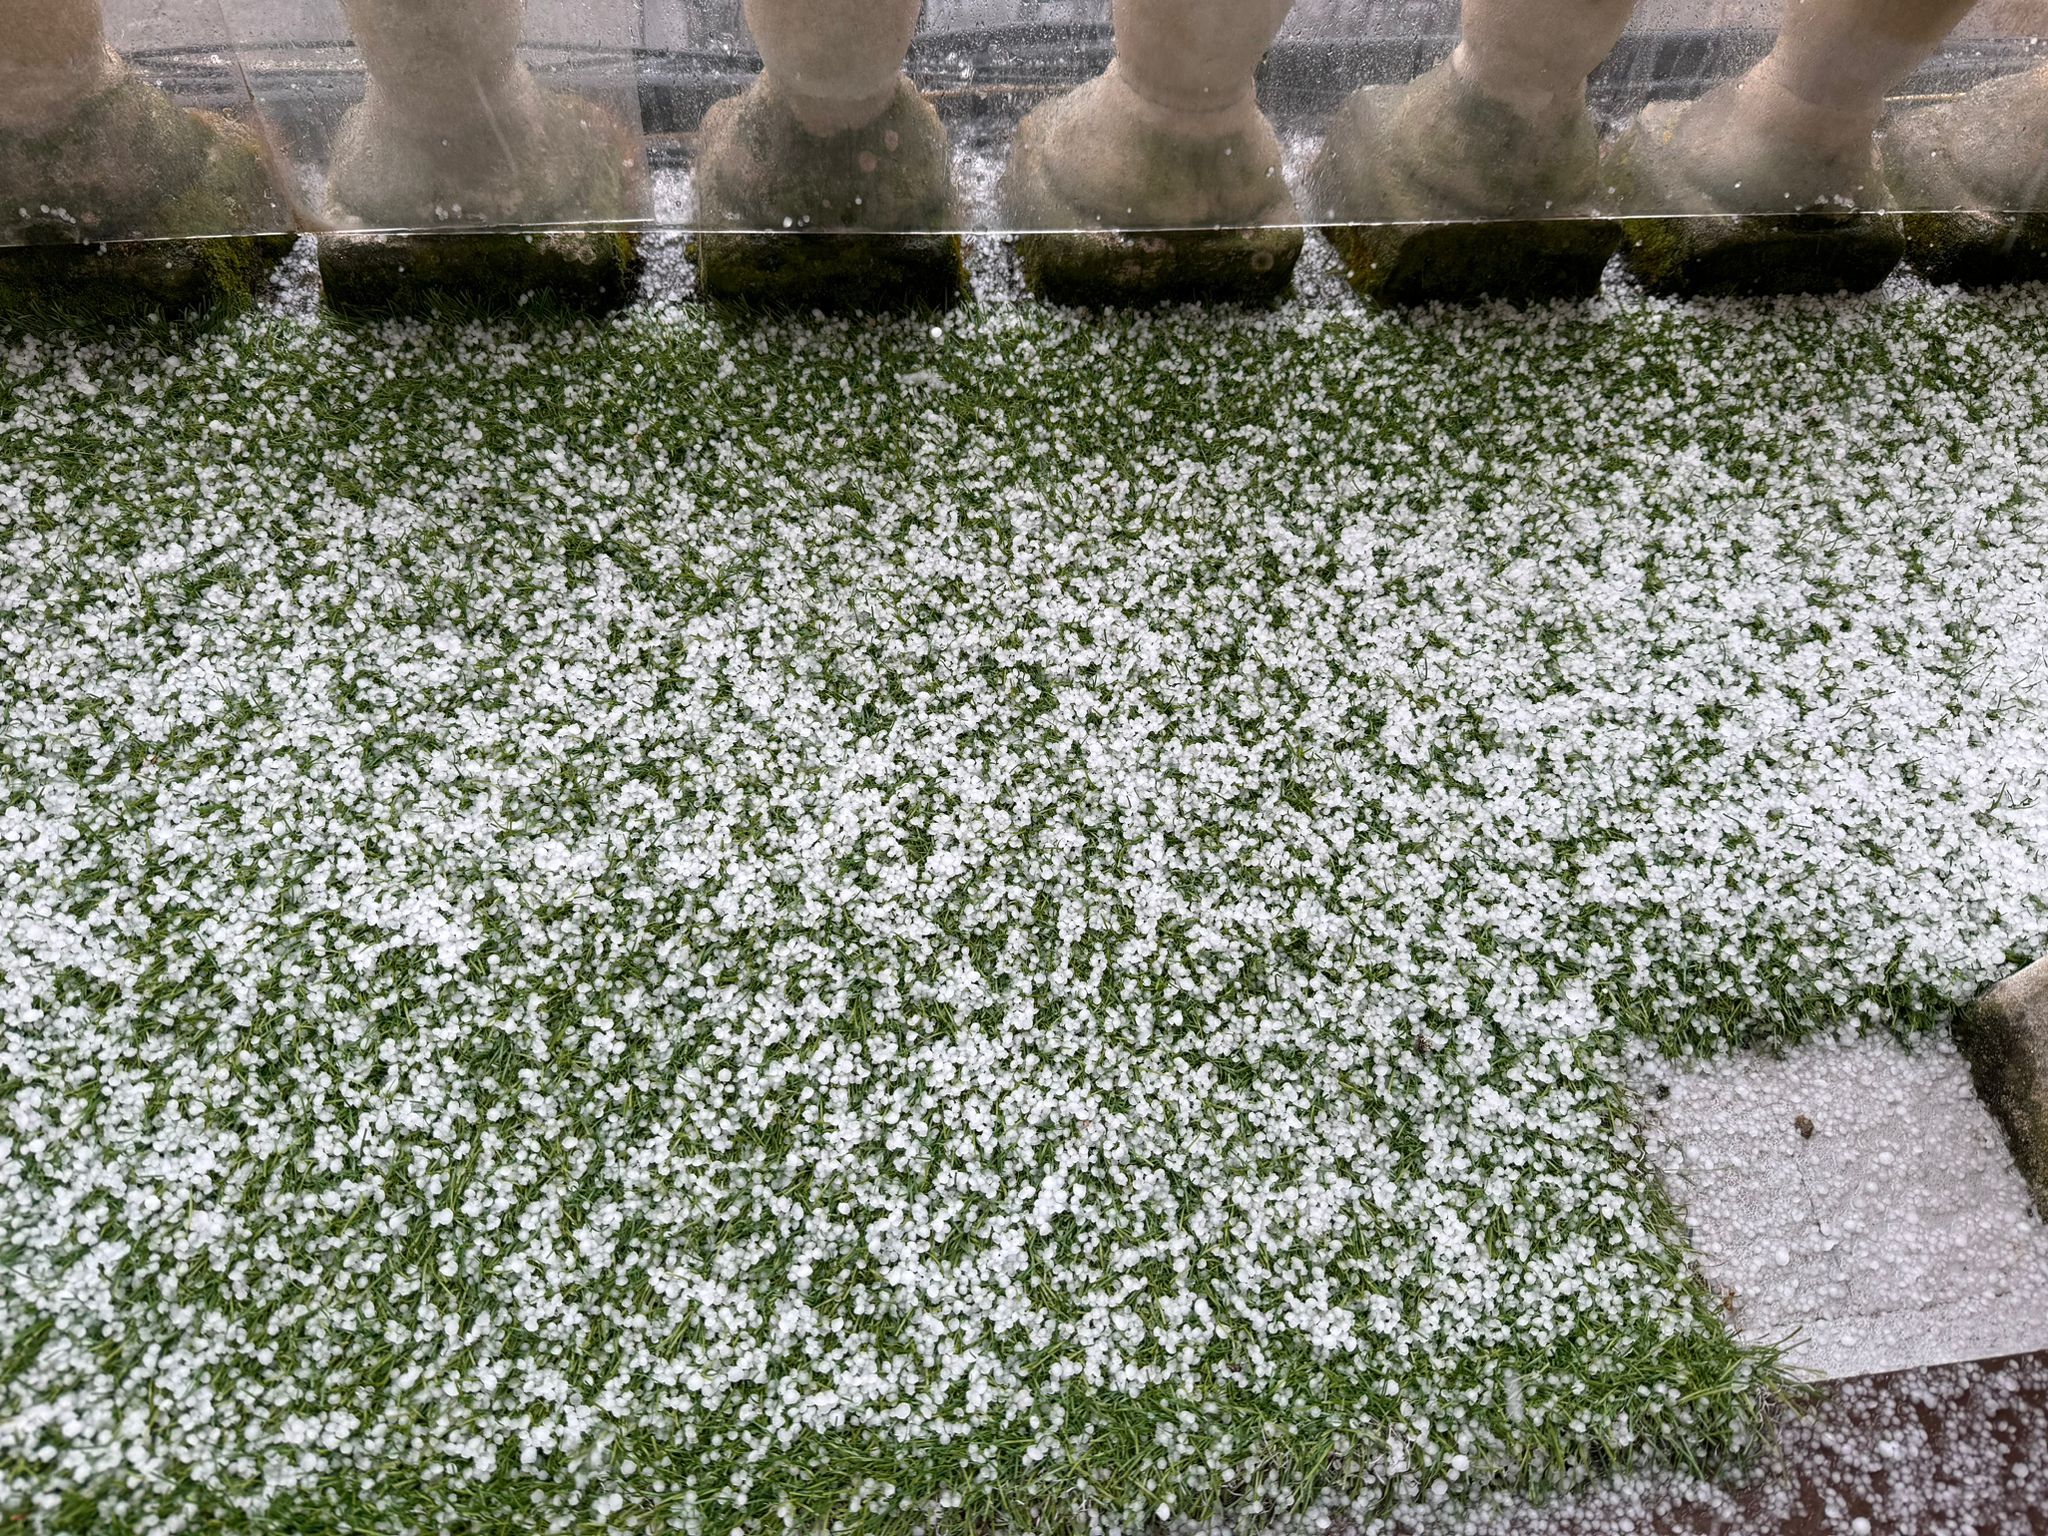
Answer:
[{"left": 317, "top": 230, "right": 642, "bottom": 318}]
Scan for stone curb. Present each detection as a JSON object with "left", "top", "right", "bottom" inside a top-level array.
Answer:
[
  {"left": 316, "top": 230, "right": 642, "bottom": 318},
  {"left": 693, "top": 231, "right": 970, "bottom": 312},
  {"left": 1616, "top": 210, "right": 1905, "bottom": 299},
  {"left": 1955, "top": 954, "right": 2048, "bottom": 1221},
  {"left": 1899, "top": 207, "right": 2048, "bottom": 289},
  {"left": 1015, "top": 225, "right": 1303, "bottom": 309}
]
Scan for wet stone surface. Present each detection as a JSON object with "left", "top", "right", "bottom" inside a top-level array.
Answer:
[{"left": 315, "top": 230, "right": 643, "bottom": 319}]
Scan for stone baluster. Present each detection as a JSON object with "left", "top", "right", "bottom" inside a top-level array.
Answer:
[
  {"left": 691, "top": 0, "right": 967, "bottom": 309},
  {"left": 1885, "top": 2, "right": 2048, "bottom": 286},
  {"left": 1606, "top": 0, "right": 1980, "bottom": 295},
  {"left": 1306, "top": 0, "right": 1634, "bottom": 306},
  {"left": 0, "top": 0, "right": 289, "bottom": 319},
  {"left": 1003, "top": 0, "right": 1304, "bottom": 306},
  {"left": 745, "top": 0, "right": 926, "bottom": 136},
  {"left": 0, "top": 0, "right": 120, "bottom": 135}
]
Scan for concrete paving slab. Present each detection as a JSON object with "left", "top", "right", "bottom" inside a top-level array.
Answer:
[{"left": 1639, "top": 1030, "right": 2048, "bottom": 1381}]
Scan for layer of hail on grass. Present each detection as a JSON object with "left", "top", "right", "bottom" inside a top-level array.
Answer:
[{"left": 0, "top": 279, "right": 2044, "bottom": 1536}]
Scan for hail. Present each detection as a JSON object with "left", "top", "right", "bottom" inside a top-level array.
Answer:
[{"left": 0, "top": 256, "right": 2044, "bottom": 1534}]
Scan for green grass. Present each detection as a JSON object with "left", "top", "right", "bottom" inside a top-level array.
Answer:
[{"left": 0, "top": 274, "right": 2043, "bottom": 1534}]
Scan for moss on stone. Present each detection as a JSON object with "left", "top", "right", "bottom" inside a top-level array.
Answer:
[
  {"left": 1306, "top": 70, "right": 1615, "bottom": 310},
  {"left": 1897, "top": 209, "right": 2048, "bottom": 290},
  {"left": 1002, "top": 73, "right": 1294, "bottom": 248},
  {"left": 1603, "top": 109, "right": 1905, "bottom": 300},
  {"left": 0, "top": 75, "right": 290, "bottom": 328},
  {"left": 0, "top": 233, "right": 293, "bottom": 329},
  {"left": 316, "top": 88, "right": 647, "bottom": 319},
  {"left": 159, "top": 119, "right": 293, "bottom": 240},
  {"left": 0, "top": 115, "right": 292, "bottom": 330},
  {"left": 2, "top": 73, "right": 237, "bottom": 245},
  {"left": 1015, "top": 225, "right": 1301, "bottom": 309},
  {"left": 322, "top": 90, "right": 646, "bottom": 252},
  {"left": 1617, "top": 211, "right": 1904, "bottom": 299},
  {"left": 317, "top": 230, "right": 642, "bottom": 319},
  {"left": 1954, "top": 960, "right": 2048, "bottom": 1221},
  {"left": 692, "top": 231, "right": 967, "bottom": 314},
  {"left": 1002, "top": 107, "right": 1300, "bottom": 310},
  {"left": 691, "top": 78, "right": 969, "bottom": 313},
  {"left": 1324, "top": 218, "right": 1618, "bottom": 309},
  {"left": 1884, "top": 75, "right": 2048, "bottom": 291},
  {"left": 696, "top": 79, "right": 954, "bottom": 233}
]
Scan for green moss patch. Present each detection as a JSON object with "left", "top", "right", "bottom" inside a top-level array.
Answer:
[
  {"left": 1324, "top": 218, "right": 1619, "bottom": 309},
  {"left": 1014, "top": 224, "right": 1302, "bottom": 309},
  {"left": 317, "top": 230, "right": 643, "bottom": 319},
  {"left": 1618, "top": 211, "right": 1906, "bottom": 299},
  {"left": 0, "top": 234, "right": 292, "bottom": 329}
]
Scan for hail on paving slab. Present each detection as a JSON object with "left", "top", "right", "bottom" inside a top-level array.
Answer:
[{"left": 0, "top": 250, "right": 2045, "bottom": 1535}]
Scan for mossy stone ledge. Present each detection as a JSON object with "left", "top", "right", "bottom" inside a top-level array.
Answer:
[
  {"left": 1605, "top": 113, "right": 1904, "bottom": 299},
  {"left": 691, "top": 231, "right": 966, "bottom": 314},
  {"left": 1324, "top": 218, "right": 1619, "bottom": 309},
  {"left": 1895, "top": 208, "right": 2048, "bottom": 291},
  {"left": 0, "top": 234, "right": 294, "bottom": 327},
  {"left": 1616, "top": 210, "right": 1905, "bottom": 300},
  {"left": 1013, "top": 224, "right": 1301, "bottom": 310}
]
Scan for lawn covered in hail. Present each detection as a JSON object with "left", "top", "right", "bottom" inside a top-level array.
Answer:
[{"left": 2, "top": 276, "right": 2045, "bottom": 1535}]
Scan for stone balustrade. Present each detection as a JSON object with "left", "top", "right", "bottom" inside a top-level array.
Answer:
[{"left": 4, "top": 0, "right": 2048, "bottom": 314}]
